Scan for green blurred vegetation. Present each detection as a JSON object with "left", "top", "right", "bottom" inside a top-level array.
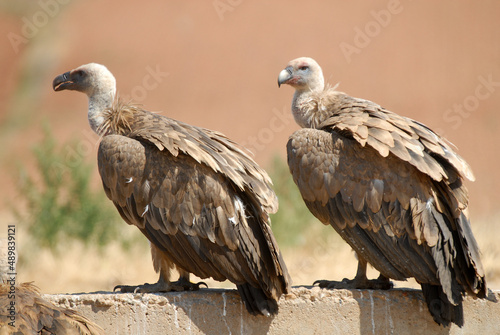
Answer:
[
  {"left": 15, "top": 123, "right": 123, "bottom": 252},
  {"left": 268, "top": 155, "right": 323, "bottom": 248}
]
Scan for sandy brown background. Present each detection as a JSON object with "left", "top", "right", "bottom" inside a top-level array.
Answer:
[{"left": 1, "top": 0, "right": 499, "bottom": 293}]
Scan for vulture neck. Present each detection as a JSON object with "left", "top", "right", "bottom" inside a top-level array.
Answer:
[
  {"left": 291, "top": 84, "right": 330, "bottom": 129},
  {"left": 87, "top": 90, "right": 116, "bottom": 134}
]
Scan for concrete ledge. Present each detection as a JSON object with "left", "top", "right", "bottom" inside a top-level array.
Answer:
[{"left": 44, "top": 287, "right": 499, "bottom": 334}]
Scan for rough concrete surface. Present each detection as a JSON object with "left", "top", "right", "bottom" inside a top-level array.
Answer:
[{"left": 44, "top": 287, "right": 499, "bottom": 335}]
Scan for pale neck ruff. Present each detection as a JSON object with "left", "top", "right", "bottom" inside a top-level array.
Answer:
[
  {"left": 87, "top": 90, "right": 115, "bottom": 134},
  {"left": 291, "top": 90, "right": 322, "bottom": 129}
]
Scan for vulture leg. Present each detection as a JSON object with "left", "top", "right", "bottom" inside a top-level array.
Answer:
[
  {"left": 114, "top": 272, "right": 183, "bottom": 293},
  {"left": 314, "top": 254, "right": 393, "bottom": 290}
]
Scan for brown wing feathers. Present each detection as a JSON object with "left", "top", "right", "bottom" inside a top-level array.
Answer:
[
  {"left": 288, "top": 114, "right": 485, "bottom": 283},
  {"left": 318, "top": 93, "right": 474, "bottom": 187},
  {"left": 97, "top": 102, "right": 289, "bottom": 314},
  {"left": 286, "top": 79, "right": 486, "bottom": 326}
]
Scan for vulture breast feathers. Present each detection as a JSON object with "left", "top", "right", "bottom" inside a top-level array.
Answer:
[
  {"left": 279, "top": 57, "right": 486, "bottom": 327},
  {"left": 52, "top": 63, "right": 290, "bottom": 317}
]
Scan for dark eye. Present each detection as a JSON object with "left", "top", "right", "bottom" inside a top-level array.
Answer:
[
  {"left": 74, "top": 70, "right": 84, "bottom": 78},
  {"left": 299, "top": 66, "right": 309, "bottom": 71}
]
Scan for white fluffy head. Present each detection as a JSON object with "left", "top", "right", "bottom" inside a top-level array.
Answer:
[
  {"left": 53, "top": 63, "right": 116, "bottom": 98},
  {"left": 278, "top": 57, "right": 325, "bottom": 92}
]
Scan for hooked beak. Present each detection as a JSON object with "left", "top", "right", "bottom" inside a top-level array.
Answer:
[
  {"left": 277, "top": 66, "right": 293, "bottom": 87},
  {"left": 52, "top": 71, "right": 73, "bottom": 91}
]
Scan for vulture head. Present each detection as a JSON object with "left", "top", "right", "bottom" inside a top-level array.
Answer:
[
  {"left": 53, "top": 63, "right": 116, "bottom": 98},
  {"left": 53, "top": 63, "right": 118, "bottom": 134},
  {"left": 277, "top": 57, "right": 325, "bottom": 92}
]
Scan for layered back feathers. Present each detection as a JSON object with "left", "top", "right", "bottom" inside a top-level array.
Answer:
[
  {"left": 98, "top": 97, "right": 278, "bottom": 218},
  {"left": 301, "top": 87, "right": 474, "bottom": 217}
]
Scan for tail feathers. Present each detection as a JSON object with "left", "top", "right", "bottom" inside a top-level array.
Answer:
[
  {"left": 456, "top": 212, "right": 487, "bottom": 297},
  {"left": 421, "top": 284, "right": 463, "bottom": 327},
  {"left": 237, "top": 284, "right": 278, "bottom": 317}
]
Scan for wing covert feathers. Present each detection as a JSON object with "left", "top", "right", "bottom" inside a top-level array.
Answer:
[
  {"left": 97, "top": 99, "right": 289, "bottom": 315},
  {"left": 99, "top": 98, "right": 277, "bottom": 214},
  {"left": 285, "top": 62, "right": 485, "bottom": 326},
  {"left": 304, "top": 89, "right": 475, "bottom": 183}
]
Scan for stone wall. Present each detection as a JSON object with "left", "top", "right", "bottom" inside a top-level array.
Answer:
[{"left": 45, "top": 287, "right": 499, "bottom": 334}]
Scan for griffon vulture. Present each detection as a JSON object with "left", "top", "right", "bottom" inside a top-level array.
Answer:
[
  {"left": 278, "top": 57, "right": 486, "bottom": 326},
  {"left": 52, "top": 63, "right": 290, "bottom": 316}
]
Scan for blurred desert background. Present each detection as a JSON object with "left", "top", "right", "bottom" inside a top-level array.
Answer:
[{"left": 1, "top": 0, "right": 499, "bottom": 295}]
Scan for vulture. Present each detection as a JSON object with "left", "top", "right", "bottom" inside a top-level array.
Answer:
[
  {"left": 52, "top": 63, "right": 290, "bottom": 316},
  {"left": 0, "top": 282, "right": 103, "bottom": 335},
  {"left": 278, "top": 57, "right": 487, "bottom": 327}
]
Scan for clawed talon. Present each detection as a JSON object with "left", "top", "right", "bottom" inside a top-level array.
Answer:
[
  {"left": 114, "top": 284, "right": 142, "bottom": 293},
  {"left": 313, "top": 277, "right": 393, "bottom": 290},
  {"left": 113, "top": 283, "right": 158, "bottom": 293},
  {"left": 314, "top": 259, "right": 393, "bottom": 290},
  {"left": 172, "top": 279, "right": 207, "bottom": 291},
  {"left": 113, "top": 280, "right": 208, "bottom": 293},
  {"left": 313, "top": 279, "right": 350, "bottom": 289},
  {"left": 313, "top": 279, "right": 332, "bottom": 288},
  {"left": 189, "top": 281, "right": 208, "bottom": 290}
]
